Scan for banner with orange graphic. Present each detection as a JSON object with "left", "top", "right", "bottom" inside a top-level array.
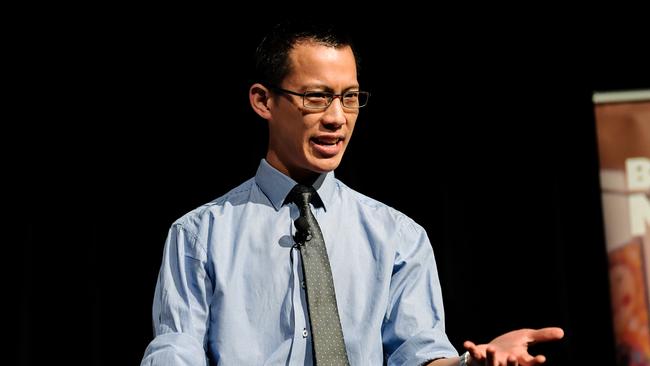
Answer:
[{"left": 595, "top": 90, "right": 650, "bottom": 365}]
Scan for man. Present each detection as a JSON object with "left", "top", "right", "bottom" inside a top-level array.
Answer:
[{"left": 141, "top": 21, "right": 563, "bottom": 365}]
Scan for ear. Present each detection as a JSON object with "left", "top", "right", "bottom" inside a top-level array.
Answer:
[{"left": 249, "top": 83, "right": 273, "bottom": 120}]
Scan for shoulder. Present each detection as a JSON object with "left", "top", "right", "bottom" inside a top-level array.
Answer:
[
  {"left": 170, "top": 177, "right": 256, "bottom": 238},
  {"left": 335, "top": 179, "right": 426, "bottom": 237}
]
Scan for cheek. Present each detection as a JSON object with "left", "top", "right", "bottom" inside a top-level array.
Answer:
[
  {"left": 295, "top": 117, "right": 318, "bottom": 141},
  {"left": 289, "top": 126, "right": 311, "bottom": 155},
  {"left": 347, "top": 115, "right": 358, "bottom": 130}
]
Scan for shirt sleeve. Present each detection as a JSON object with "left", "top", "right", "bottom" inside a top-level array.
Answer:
[
  {"left": 382, "top": 218, "right": 458, "bottom": 365},
  {"left": 140, "top": 223, "right": 212, "bottom": 366}
]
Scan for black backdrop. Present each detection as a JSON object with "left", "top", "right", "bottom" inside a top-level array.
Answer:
[{"left": 14, "top": 11, "right": 650, "bottom": 366}]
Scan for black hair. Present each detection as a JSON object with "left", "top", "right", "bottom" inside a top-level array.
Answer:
[{"left": 254, "top": 20, "right": 360, "bottom": 87}]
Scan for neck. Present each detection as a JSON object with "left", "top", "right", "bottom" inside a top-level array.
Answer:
[
  {"left": 265, "top": 154, "right": 320, "bottom": 186},
  {"left": 293, "top": 173, "right": 319, "bottom": 186}
]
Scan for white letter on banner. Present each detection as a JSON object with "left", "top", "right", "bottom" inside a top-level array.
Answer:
[
  {"left": 626, "top": 157, "right": 650, "bottom": 191},
  {"left": 629, "top": 194, "right": 650, "bottom": 236}
]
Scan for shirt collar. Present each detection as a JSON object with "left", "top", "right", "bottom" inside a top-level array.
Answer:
[{"left": 255, "top": 159, "right": 336, "bottom": 212}]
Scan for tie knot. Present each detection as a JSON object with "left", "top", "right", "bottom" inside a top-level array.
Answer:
[
  {"left": 286, "top": 184, "right": 323, "bottom": 210},
  {"left": 288, "top": 184, "right": 315, "bottom": 207}
]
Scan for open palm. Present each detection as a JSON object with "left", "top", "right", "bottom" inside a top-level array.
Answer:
[{"left": 464, "top": 328, "right": 564, "bottom": 366}]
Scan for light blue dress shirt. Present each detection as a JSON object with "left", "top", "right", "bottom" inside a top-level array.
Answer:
[{"left": 141, "top": 159, "right": 457, "bottom": 365}]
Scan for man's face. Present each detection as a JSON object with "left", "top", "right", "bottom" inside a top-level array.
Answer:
[{"left": 266, "top": 41, "right": 359, "bottom": 182}]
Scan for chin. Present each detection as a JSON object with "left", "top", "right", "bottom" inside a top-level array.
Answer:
[{"left": 309, "top": 157, "right": 341, "bottom": 173}]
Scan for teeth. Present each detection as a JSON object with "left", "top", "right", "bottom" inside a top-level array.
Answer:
[{"left": 315, "top": 138, "right": 339, "bottom": 145}]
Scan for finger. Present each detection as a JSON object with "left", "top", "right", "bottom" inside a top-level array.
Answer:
[
  {"left": 507, "top": 355, "right": 518, "bottom": 366},
  {"left": 520, "top": 353, "right": 546, "bottom": 365},
  {"left": 463, "top": 340, "right": 476, "bottom": 351},
  {"left": 463, "top": 341, "right": 484, "bottom": 361},
  {"left": 520, "top": 354, "right": 535, "bottom": 364},
  {"left": 486, "top": 346, "right": 498, "bottom": 366},
  {"left": 528, "top": 327, "right": 564, "bottom": 344}
]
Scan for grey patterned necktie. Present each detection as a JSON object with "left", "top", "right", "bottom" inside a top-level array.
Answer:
[{"left": 288, "top": 184, "right": 350, "bottom": 365}]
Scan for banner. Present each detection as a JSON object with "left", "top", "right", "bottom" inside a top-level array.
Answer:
[{"left": 595, "top": 89, "right": 650, "bottom": 365}]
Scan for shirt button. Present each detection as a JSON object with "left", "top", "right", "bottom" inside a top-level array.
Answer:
[
  {"left": 302, "top": 328, "right": 308, "bottom": 338},
  {"left": 301, "top": 280, "right": 306, "bottom": 289}
]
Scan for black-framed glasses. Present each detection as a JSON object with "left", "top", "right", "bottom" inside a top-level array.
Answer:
[{"left": 269, "top": 85, "right": 370, "bottom": 110}]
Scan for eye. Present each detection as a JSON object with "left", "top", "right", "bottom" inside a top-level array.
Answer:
[
  {"left": 305, "top": 92, "right": 329, "bottom": 100},
  {"left": 304, "top": 92, "right": 331, "bottom": 107},
  {"left": 343, "top": 91, "right": 359, "bottom": 101}
]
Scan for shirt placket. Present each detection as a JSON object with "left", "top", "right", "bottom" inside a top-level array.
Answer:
[{"left": 289, "top": 205, "right": 313, "bottom": 365}]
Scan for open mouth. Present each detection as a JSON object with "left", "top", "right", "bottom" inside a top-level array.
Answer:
[
  {"left": 311, "top": 137, "right": 343, "bottom": 146},
  {"left": 310, "top": 137, "right": 344, "bottom": 157}
]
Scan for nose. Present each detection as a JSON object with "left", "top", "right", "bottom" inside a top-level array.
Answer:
[{"left": 320, "top": 97, "right": 346, "bottom": 129}]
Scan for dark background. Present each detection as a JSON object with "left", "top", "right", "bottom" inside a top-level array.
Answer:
[{"left": 13, "top": 10, "right": 650, "bottom": 365}]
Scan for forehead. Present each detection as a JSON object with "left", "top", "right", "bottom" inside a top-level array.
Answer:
[{"left": 284, "top": 41, "right": 357, "bottom": 87}]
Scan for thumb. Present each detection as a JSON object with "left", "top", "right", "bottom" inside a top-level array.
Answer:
[{"left": 529, "top": 327, "right": 564, "bottom": 344}]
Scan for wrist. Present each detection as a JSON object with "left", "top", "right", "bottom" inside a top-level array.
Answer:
[{"left": 459, "top": 351, "right": 472, "bottom": 366}]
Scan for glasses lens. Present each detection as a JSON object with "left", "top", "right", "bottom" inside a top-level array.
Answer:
[
  {"left": 343, "top": 91, "right": 370, "bottom": 108},
  {"left": 303, "top": 91, "right": 369, "bottom": 109},
  {"left": 304, "top": 92, "right": 331, "bottom": 109}
]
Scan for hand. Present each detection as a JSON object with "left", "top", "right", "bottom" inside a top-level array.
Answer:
[{"left": 464, "top": 327, "right": 564, "bottom": 366}]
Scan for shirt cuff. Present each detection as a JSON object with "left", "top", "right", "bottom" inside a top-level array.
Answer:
[{"left": 141, "top": 332, "right": 208, "bottom": 366}]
